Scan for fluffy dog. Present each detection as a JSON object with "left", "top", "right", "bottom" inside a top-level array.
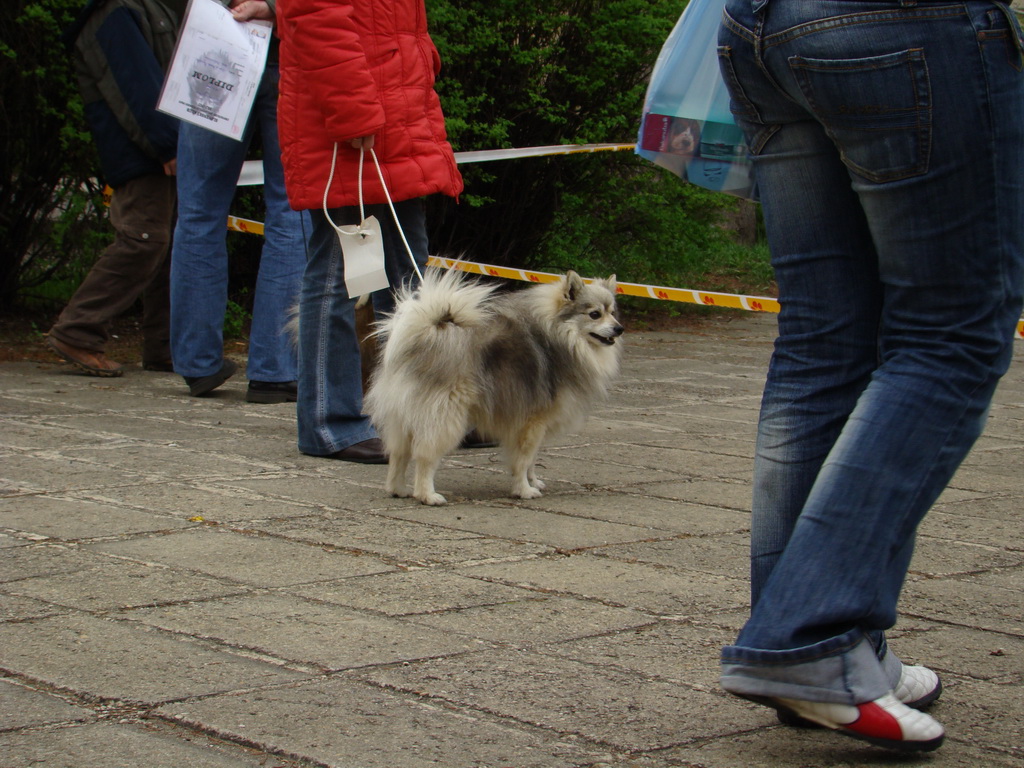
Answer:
[{"left": 364, "top": 267, "right": 624, "bottom": 505}]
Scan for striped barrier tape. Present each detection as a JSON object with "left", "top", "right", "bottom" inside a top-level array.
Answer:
[
  {"left": 222, "top": 215, "right": 1024, "bottom": 338},
  {"left": 429, "top": 256, "right": 781, "bottom": 313},
  {"left": 223, "top": 216, "right": 777, "bottom": 311}
]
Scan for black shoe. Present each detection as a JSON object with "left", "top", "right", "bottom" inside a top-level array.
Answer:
[
  {"left": 246, "top": 380, "right": 298, "bottom": 403},
  {"left": 460, "top": 429, "right": 497, "bottom": 449},
  {"left": 183, "top": 359, "right": 238, "bottom": 397}
]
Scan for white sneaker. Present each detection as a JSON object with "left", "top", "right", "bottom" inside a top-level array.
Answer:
[
  {"left": 894, "top": 663, "right": 942, "bottom": 709},
  {"left": 772, "top": 692, "right": 945, "bottom": 752},
  {"left": 777, "top": 662, "right": 941, "bottom": 729}
]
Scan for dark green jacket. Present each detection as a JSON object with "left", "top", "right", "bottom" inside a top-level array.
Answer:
[{"left": 65, "top": 0, "right": 180, "bottom": 186}]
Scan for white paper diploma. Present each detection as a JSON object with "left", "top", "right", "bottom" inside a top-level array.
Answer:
[{"left": 157, "top": 0, "right": 271, "bottom": 140}]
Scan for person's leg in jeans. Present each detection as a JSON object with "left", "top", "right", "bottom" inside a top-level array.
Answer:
[
  {"left": 297, "top": 198, "right": 427, "bottom": 456},
  {"left": 170, "top": 123, "right": 248, "bottom": 380},
  {"left": 717, "top": 0, "right": 1024, "bottom": 746},
  {"left": 371, "top": 198, "right": 428, "bottom": 318},
  {"left": 244, "top": 65, "right": 307, "bottom": 386}
]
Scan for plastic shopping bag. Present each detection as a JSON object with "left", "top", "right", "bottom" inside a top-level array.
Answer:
[{"left": 636, "top": 0, "right": 757, "bottom": 200}]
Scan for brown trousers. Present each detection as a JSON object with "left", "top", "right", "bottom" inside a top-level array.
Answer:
[{"left": 49, "top": 173, "right": 176, "bottom": 364}]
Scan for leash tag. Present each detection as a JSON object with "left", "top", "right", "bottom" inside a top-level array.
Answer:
[{"left": 337, "top": 215, "right": 389, "bottom": 298}]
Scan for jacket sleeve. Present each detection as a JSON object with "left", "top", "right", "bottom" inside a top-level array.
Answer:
[
  {"left": 88, "top": 6, "right": 179, "bottom": 162},
  {"left": 276, "top": 0, "right": 386, "bottom": 141}
]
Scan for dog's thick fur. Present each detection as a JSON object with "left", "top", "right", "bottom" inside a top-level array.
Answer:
[{"left": 364, "top": 267, "right": 624, "bottom": 505}]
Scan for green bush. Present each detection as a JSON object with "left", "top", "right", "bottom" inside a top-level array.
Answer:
[
  {"left": 425, "top": 0, "right": 758, "bottom": 293},
  {"left": 0, "top": 0, "right": 107, "bottom": 309},
  {"left": 537, "top": 153, "right": 735, "bottom": 281}
]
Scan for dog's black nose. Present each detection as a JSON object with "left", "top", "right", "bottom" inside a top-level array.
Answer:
[{"left": 612, "top": 324, "right": 624, "bottom": 337}]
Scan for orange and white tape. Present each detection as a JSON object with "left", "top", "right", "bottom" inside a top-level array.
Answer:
[
  {"left": 226, "top": 215, "right": 264, "bottom": 236},
  {"left": 429, "top": 256, "right": 781, "bottom": 313},
  {"left": 220, "top": 220, "right": 1024, "bottom": 338},
  {"left": 220, "top": 218, "right": 778, "bottom": 312}
]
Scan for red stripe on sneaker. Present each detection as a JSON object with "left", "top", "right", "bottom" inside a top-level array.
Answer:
[{"left": 846, "top": 702, "right": 903, "bottom": 741}]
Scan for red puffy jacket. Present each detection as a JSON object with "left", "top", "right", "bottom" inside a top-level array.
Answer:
[{"left": 276, "top": 0, "right": 463, "bottom": 210}]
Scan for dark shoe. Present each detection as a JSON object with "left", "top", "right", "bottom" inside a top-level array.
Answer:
[
  {"left": 46, "top": 336, "right": 124, "bottom": 377},
  {"left": 325, "top": 438, "right": 388, "bottom": 464},
  {"left": 246, "top": 380, "right": 298, "bottom": 404},
  {"left": 460, "top": 428, "right": 497, "bottom": 449},
  {"left": 183, "top": 359, "right": 238, "bottom": 397},
  {"left": 143, "top": 359, "right": 175, "bottom": 372}
]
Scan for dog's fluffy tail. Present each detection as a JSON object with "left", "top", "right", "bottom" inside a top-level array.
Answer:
[{"left": 375, "top": 267, "right": 496, "bottom": 359}]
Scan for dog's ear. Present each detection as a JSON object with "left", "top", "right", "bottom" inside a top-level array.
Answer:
[{"left": 564, "top": 270, "right": 585, "bottom": 301}]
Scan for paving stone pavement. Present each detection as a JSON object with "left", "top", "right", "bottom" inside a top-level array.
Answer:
[{"left": 1, "top": 312, "right": 1022, "bottom": 768}]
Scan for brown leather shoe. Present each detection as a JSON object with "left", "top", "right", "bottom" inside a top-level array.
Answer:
[
  {"left": 325, "top": 438, "right": 388, "bottom": 464},
  {"left": 46, "top": 336, "right": 124, "bottom": 377}
]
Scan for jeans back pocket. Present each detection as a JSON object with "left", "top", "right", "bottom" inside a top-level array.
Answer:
[{"left": 790, "top": 49, "right": 932, "bottom": 183}]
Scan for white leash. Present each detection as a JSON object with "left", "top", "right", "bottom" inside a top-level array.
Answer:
[{"left": 322, "top": 143, "right": 424, "bottom": 283}]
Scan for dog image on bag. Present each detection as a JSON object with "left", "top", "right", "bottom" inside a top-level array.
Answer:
[{"left": 364, "top": 267, "right": 624, "bottom": 505}]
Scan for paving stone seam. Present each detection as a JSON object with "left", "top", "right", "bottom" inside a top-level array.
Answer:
[{"left": 357, "top": 672, "right": 757, "bottom": 758}]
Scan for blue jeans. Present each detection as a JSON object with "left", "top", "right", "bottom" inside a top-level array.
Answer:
[
  {"left": 718, "top": 0, "right": 1024, "bottom": 704},
  {"left": 297, "top": 198, "right": 428, "bottom": 455},
  {"left": 171, "top": 65, "right": 308, "bottom": 382}
]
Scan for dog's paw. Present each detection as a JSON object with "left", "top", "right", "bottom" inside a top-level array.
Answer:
[
  {"left": 386, "top": 485, "right": 411, "bottom": 498},
  {"left": 512, "top": 485, "right": 543, "bottom": 500},
  {"left": 418, "top": 492, "right": 448, "bottom": 506},
  {"left": 530, "top": 478, "right": 547, "bottom": 492}
]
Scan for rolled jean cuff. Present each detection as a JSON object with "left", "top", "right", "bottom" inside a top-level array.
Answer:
[
  {"left": 720, "top": 631, "right": 890, "bottom": 705},
  {"left": 298, "top": 423, "right": 377, "bottom": 457}
]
